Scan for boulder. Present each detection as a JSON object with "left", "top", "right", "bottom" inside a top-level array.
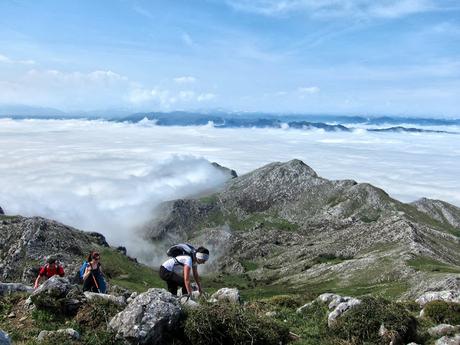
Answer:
[
  {"left": 84, "top": 291, "right": 126, "bottom": 307},
  {"left": 37, "top": 328, "right": 80, "bottom": 342},
  {"left": 428, "top": 324, "right": 458, "bottom": 337},
  {"left": 109, "top": 288, "right": 182, "bottom": 345},
  {"left": 30, "top": 277, "right": 82, "bottom": 314},
  {"left": 0, "top": 330, "right": 11, "bottom": 345},
  {"left": 435, "top": 334, "right": 460, "bottom": 345},
  {"left": 0, "top": 282, "right": 33, "bottom": 296},
  {"left": 209, "top": 288, "right": 241, "bottom": 304},
  {"left": 296, "top": 301, "right": 313, "bottom": 314},
  {"left": 416, "top": 290, "right": 460, "bottom": 307},
  {"left": 317, "top": 293, "right": 341, "bottom": 305},
  {"left": 327, "top": 298, "right": 361, "bottom": 327}
]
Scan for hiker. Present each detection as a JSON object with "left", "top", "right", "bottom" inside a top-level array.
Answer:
[
  {"left": 160, "top": 244, "right": 209, "bottom": 296},
  {"left": 82, "top": 251, "right": 107, "bottom": 293},
  {"left": 34, "top": 256, "right": 65, "bottom": 289}
]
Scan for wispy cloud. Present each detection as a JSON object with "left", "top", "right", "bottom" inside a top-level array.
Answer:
[
  {"left": 225, "top": 0, "right": 451, "bottom": 19},
  {"left": 182, "top": 32, "right": 195, "bottom": 47},
  {"left": 0, "top": 53, "right": 35, "bottom": 65},
  {"left": 298, "top": 86, "right": 320, "bottom": 95},
  {"left": 128, "top": 88, "right": 216, "bottom": 107},
  {"left": 174, "top": 76, "right": 197, "bottom": 84}
]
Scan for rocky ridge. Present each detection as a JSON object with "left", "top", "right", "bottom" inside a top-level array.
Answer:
[{"left": 146, "top": 159, "right": 460, "bottom": 297}]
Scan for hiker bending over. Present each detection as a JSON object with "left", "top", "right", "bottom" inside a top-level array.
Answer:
[
  {"left": 160, "top": 245, "right": 209, "bottom": 296},
  {"left": 34, "top": 256, "right": 65, "bottom": 289},
  {"left": 82, "top": 251, "right": 106, "bottom": 293}
]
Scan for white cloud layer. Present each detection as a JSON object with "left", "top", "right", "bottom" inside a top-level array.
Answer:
[
  {"left": 0, "top": 53, "right": 35, "bottom": 65},
  {"left": 0, "top": 119, "right": 459, "bottom": 262}
]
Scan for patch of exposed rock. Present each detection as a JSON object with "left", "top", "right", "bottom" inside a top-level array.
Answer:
[
  {"left": 109, "top": 288, "right": 182, "bottom": 345},
  {"left": 412, "top": 198, "right": 460, "bottom": 229},
  {"left": 37, "top": 328, "right": 80, "bottom": 342},
  {"left": 0, "top": 282, "right": 33, "bottom": 296},
  {"left": 0, "top": 215, "right": 108, "bottom": 284},
  {"left": 209, "top": 287, "right": 241, "bottom": 304},
  {"left": 415, "top": 290, "right": 460, "bottom": 307}
]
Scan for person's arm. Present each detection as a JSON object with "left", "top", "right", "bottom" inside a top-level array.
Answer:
[
  {"left": 82, "top": 264, "right": 92, "bottom": 281},
  {"left": 183, "top": 265, "right": 193, "bottom": 295},
  {"left": 192, "top": 265, "right": 203, "bottom": 294},
  {"left": 34, "top": 275, "right": 42, "bottom": 289},
  {"left": 58, "top": 265, "right": 65, "bottom": 277}
]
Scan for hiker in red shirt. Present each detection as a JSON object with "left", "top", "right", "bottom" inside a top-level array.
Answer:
[{"left": 34, "top": 256, "right": 65, "bottom": 289}]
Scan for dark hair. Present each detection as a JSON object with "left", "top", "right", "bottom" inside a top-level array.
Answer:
[
  {"left": 87, "top": 250, "right": 100, "bottom": 262},
  {"left": 46, "top": 256, "right": 57, "bottom": 264},
  {"left": 196, "top": 246, "right": 209, "bottom": 255}
]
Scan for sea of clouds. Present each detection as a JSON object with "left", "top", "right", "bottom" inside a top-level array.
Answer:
[{"left": 0, "top": 118, "right": 459, "bottom": 262}]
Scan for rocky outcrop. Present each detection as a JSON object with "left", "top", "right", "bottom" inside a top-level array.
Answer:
[
  {"left": 297, "top": 293, "right": 361, "bottom": 327},
  {"left": 209, "top": 288, "right": 240, "bottom": 304},
  {"left": 435, "top": 334, "right": 460, "bottom": 345},
  {"left": 416, "top": 290, "right": 460, "bottom": 307},
  {"left": 0, "top": 215, "right": 108, "bottom": 283},
  {"left": 412, "top": 198, "right": 460, "bottom": 229},
  {"left": 428, "top": 324, "right": 459, "bottom": 337},
  {"left": 0, "top": 207, "right": 4, "bottom": 215},
  {"left": 0, "top": 282, "right": 33, "bottom": 296},
  {"left": 109, "top": 288, "right": 182, "bottom": 345}
]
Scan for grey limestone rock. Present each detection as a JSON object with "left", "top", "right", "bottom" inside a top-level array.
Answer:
[
  {"left": 429, "top": 325, "right": 459, "bottom": 337},
  {"left": 416, "top": 290, "right": 460, "bottom": 307},
  {"left": 209, "top": 287, "right": 241, "bottom": 304},
  {"left": 0, "top": 330, "right": 11, "bottom": 345},
  {"left": 83, "top": 291, "right": 126, "bottom": 307},
  {"left": 327, "top": 298, "right": 361, "bottom": 327},
  {"left": 109, "top": 288, "right": 182, "bottom": 345},
  {"left": 0, "top": 282, "right": 33, "bottom": 296},
  {"left": 412, "top": 198, "right": 460, "bottom": 229},
  {"left": 435, "top": 334, "right": 460, "bottom": 345},
  {"left": 30, "top": 276, "right": 82, "bottom": 314},
  {"left": 37, "top": 328, "right": 80, "bottom": 342}
]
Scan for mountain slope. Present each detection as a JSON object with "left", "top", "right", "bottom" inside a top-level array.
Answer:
[{"left": 145, "top": 159, "right": 460, "bottom": 297}]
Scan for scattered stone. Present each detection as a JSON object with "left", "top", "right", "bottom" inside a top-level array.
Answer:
[
  {"left": 178, "top": 295, "right": 199, "bottom": 309},
  {"left": 265, "top": 311, "right": 277, "bottom": 317},
  {"left": 0, "top": 330, "right": 11, "bottom": 345},
  {"left": 209, "top": 288, "right": 240, "bottom": 304},
  {"left": 296, "top": 301, "right": 313, "bottom": 314},
  {"left": 0, "top": 283, "right": 33, "bottom": 296},
  {"left": 435, "top": 334, "right": 460, "bottom": 345},
  {"left": 19, "top": 316, "right": 28, "bottom": 322},
  {"left": 429, "top": 324, "right": 458, "bottom": 337},
  {"left": 110, "top": 285, "right": 133, "bottom": 299},
  {"left": 109, "top": 288, "right": 182, "bottom": 345},
  {"left": 317, "top": 293, "right": 341, "bottom": 305},
  {"left": 37, "top": 328, "right": 80, "bottom": 342},
  {"left": 416, "top": 290, "right": 460, "bottom": 307},
  {"left": 84, "top": 291, "right": 126, "bottom": 307},
  {"left": 7, "top": 313, "right": 15, "bottom": 318}
]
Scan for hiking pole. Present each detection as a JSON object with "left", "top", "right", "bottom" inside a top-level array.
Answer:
[{"left": 91, "top": 272, "right": 101, "bottom": 293}]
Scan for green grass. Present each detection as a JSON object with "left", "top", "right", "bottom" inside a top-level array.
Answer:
[
  {"left": 198, "top": 194, "right": 219, "bottom": 204},
  {"left": 99, "top": 247, "right": 164, "bottom": 292},
  {"left": 407, "top": 256, "right": 460, "bottom": 274},
  {"left": 240, "top": 260, "right": 259, "bottom": 271}
]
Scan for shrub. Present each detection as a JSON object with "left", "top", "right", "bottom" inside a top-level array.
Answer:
[
  {"left": 424, "top": 301, "right": 460, "bottom": 324},
  {"left": 333, "top": 296, "right": 417, "bottom": 345},
  {"left": 262, "top": 294, "right": 302, "bottom": 309},
  {"left": 184, "top": 302, "right": 290, "bottom": 345}
]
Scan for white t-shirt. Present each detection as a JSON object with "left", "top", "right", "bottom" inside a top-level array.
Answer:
[{"left": 162, "top": 255, "right": 196, "bottom": 275}]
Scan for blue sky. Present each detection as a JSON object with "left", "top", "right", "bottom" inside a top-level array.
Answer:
[{"left": 0, "top": 0, "right": 459, "bottom": 116}]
